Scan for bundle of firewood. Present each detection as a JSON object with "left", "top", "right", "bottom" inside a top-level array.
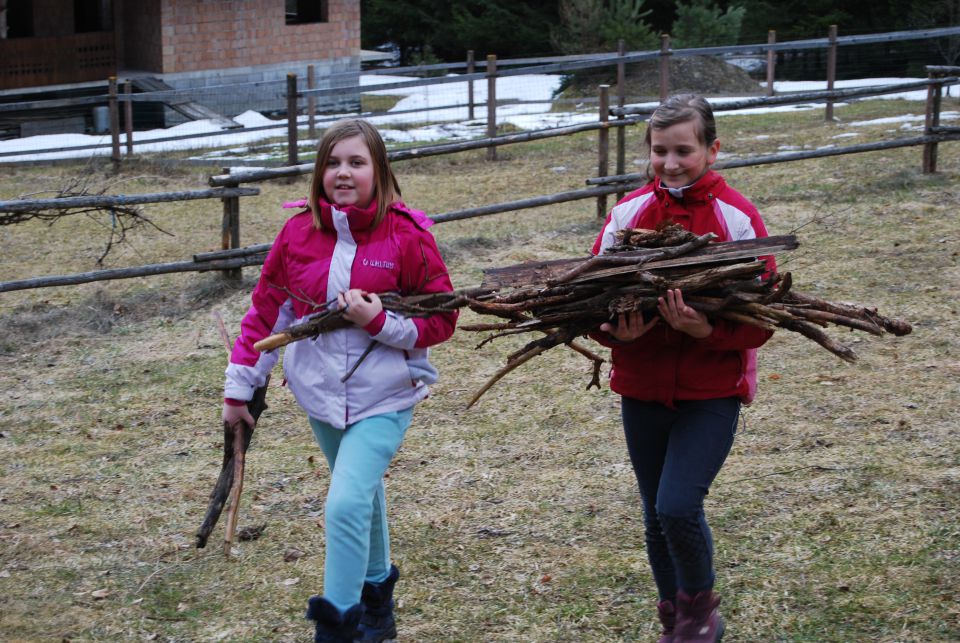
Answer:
[{"left": 254, "top": 225, "right": 912, "bottom": 407}]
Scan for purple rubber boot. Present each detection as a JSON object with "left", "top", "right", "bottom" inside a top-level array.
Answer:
[
  {"left": 657, "top": 599, "right": 676, "bottom": 642},
  {"left": 673, "top": 589, "right": 724, "bottom": 642}
]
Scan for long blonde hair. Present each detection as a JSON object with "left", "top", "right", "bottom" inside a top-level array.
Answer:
[{"left": 308, "top": 119, "right": 401, "bottom": 229}]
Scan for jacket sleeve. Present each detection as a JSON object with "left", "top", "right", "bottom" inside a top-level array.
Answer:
[
  {"left": 406, "top": 226, "right": 458, "bottom": 348},
  {"left": 365, "top": 223, "right": 457, "bottom": 350},
  {"left": 223, "top": 226, "right": 295, "bottom": 401},
  {"left": 697, "top": 200, "right": 776, "bottom": 351},
  {"left": 695, "top": 319, "right": 773, "bottom": 351},
  {"left": 587, "top": 329, "right": 618, "bottom": 348}
]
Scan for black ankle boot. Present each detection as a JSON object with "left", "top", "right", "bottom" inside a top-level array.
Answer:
[
  {"left": 357, "top": 565, "right": 400, "bottom": 642},
  {"left": 305, "top": 596, "right": 363, "bottom": 643}
]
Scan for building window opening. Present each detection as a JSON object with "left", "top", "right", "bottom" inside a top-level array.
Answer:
[
  {"left": 286, "top": 0, "right": 327, "bottom": 25},
  {"left": 5, "top": 0, "right": 35, "bottom": 38},
  {"left": 75, "top": 0, "right": 113, "bottom": 33}
]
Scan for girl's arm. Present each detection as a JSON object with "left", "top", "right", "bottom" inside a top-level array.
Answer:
[
  {"left": 359, "top": 226, "right": 458, "bottom": 350},
  {"left": 406, "top": 231, "right": 458, "bottom": 348},
  {"left": 694, "top": 318, "right": 773, "bottom": 351},
  {"left": 224, "top": 228, "right": 294, "bottom": 401}
]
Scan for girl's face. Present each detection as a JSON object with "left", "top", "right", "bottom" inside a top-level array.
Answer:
[
  {"left": 649, "top": 119, "right": 720, "bottom": 189},
  {"left": 323, "top": 135, "right": 376, "bottom": 209}
]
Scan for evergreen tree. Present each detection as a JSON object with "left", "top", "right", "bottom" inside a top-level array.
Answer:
[
  {"left": 909, "top": 0, "right": 960, "bottom": 66},
  {"left": 361, "top": 0, "right": 559, "bottom": 63},
  {"left": 670, "top": 0, "right": 746, "bottom": 48},
  {"left": 551, "top": 0, "right": 659, "bottom": 54},
  {"left": 737, "top": 0, "right": 908, "bottom": 42}
]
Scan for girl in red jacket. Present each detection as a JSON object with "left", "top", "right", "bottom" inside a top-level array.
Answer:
[
  {"left": 223, "top": 119, "right": 457, "bottom": 642},
  {"left": 592, "top": 94, "right": 775, "bottom": 642}
]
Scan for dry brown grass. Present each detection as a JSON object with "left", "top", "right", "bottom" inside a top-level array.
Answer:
[{"left": 1, "top": 99, "right": 959, "bottom": 641}]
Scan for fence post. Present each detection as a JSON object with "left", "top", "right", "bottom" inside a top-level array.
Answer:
[
  {"left": 123, "top": 80, "right": 134, "bottom": 156},
  {"left": 659, "top": 34, "right": 671, "bottom": 103},
  {"left": 825, "top": 25, "right": 837, "bottom": 122},
  {"left": 221, "top": 168, "right": 242, "bottom": 282},
  {"left": 766, "top": 30, "right": 776, "bottom": 97},
  {"left": 598, "top": 85, "right": 610, "bottom": 220},
  {"left": 923, "top": 71, "right": 942, "bottom": 174},
  {"left": 467, "top": 50, "right": 475, "bottom": 120},
  {"left": 616, "top": 39, "right": 627, "bottom": 202},
  {"left": 307, "top": 64, "right": 316, "bottom": 139},
  {"left": 486, "top": 54, "right": 497, "bottom": 161},
  {"left": 108, "top": 76, "right": 120, "bottom": 164},
  {"left": 287, "top": 73, "right": 299, "bottom": 165}
]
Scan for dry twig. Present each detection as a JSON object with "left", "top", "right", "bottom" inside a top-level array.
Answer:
[{"left": 252, "top": 225, "right": 912, "bottom": 407}]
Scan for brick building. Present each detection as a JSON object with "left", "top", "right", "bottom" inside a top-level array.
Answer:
[{"left": 1, "top": 0, "right": 361, "bottom": 126}]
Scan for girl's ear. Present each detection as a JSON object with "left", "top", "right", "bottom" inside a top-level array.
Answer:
[{"left": 706, "top": 138, "right": 720, "bottom": 165}]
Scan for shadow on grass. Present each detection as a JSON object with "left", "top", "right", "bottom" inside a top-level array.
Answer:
[{"left": 0, "top": 273, "right": 257, "bottom": 354}]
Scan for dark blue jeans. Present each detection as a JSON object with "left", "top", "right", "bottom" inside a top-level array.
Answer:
[{"left": 621, "top": 396, "right": 739, "bottom": 600}]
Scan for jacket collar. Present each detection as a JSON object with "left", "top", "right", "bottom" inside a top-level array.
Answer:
[
  {"left": 653, "top": 170, "right": 725, "bottom": 204},
  {"left": 317, "top": 198, "right": 379, "bottom": 231}
]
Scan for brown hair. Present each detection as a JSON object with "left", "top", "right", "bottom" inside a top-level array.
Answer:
[
  {"left": 308, "top": 119, "right": 401, "bottom": 229},
  {"left": 642, "top": 93, "right": 718, "bottom": 180}
]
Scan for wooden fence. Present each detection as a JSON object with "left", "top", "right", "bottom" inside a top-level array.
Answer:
[
  {"left": 2, "top": 26, "right": 959, "bottom": 163},
  {"left": 0, "top": 187, "right": 259, "bottom": 292},
  {"left": 0, "top": 73, "right": 957, "bottom": 293}
]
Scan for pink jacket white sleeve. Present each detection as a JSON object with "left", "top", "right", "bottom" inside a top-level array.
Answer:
[{"left": 225, "top": 199, "right": 457, "bottom": 428}]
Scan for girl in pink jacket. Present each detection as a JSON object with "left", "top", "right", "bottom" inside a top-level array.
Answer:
[{"left": 222, "top": 119, "right": 457, "bottom": 642}]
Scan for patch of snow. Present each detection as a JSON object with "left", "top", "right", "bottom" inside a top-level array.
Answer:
[{"left": 1, "top": 75, "right": 957, "bottom": 164}]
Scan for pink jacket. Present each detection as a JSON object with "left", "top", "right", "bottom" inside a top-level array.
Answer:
[
  {"left": 591, "top": 171, "right": 774, "bottom": 406},
  {"left": 225, "top": 198, "right": 457, "bottom": 428}
]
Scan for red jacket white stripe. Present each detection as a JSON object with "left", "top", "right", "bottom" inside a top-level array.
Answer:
[{"left": 591, "top": 171, "right": 775, "bottom": 406}]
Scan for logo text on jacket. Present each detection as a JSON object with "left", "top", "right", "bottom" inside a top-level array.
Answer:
[{"left": 362, "top": 258, "right": 396, "bottom": 269}]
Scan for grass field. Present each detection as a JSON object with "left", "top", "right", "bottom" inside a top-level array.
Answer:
[{"left": 1, "top": 98, "right": 958, "bottom": 642}]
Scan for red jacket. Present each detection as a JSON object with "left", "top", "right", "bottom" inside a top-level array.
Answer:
[{"left": 591, "top": 170, "right": 774, "bottom": 406}]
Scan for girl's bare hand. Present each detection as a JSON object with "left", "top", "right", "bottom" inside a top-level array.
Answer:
[
  {"left": 337, "top": 289, "right": 383, "bottom": 327},
  {"left": 657, "top": 289, "right": 713, "bottom": 339},
  {"left": 600, "top": 311, "right": 659, "bottom": 342},
  {"left": 222, "top": 402, "right": 255, "bottom": 429}
]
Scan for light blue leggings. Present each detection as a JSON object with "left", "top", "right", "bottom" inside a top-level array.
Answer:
[{"left": 309, "top": 408, "right": 412, "bottom": 613}]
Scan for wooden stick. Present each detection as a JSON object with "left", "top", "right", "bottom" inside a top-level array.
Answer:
[
  {"left": 567, "top": 340, "right": 605, "bottom": 390},
  {"left": 212, "top": 310, "right": 233, "bottom": 353},
  {"left": 467, "top": 343, "right": 550, "bottom": 409},
  {"left": 223, "top": 420, "right": 247, "bottom": 557},
  {"left": 196, "top": 377, "right": 268, "bottom": 550}
]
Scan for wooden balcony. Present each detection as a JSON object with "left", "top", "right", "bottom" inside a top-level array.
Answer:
[{"left": 0, "top": 32, "right": 116, "bottom": 90}]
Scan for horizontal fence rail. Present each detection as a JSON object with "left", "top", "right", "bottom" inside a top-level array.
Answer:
[
  {"left": 0, "top": 187, "right": 259, "bottom": 213},
  {"left": 587, "top": 132, "right": 960, "bottom": 187},
  {"left": 0, "top": 255, "right": 269, "bottom": 293},
  {"left": 5, "top": 128, "right": 956, "bottom": 293},
  {"left": 612, "top": 77, "right": 959, "bottom": 117},
  {"left": 207, "top": 117, "right": 646, "bottom": 187}
]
